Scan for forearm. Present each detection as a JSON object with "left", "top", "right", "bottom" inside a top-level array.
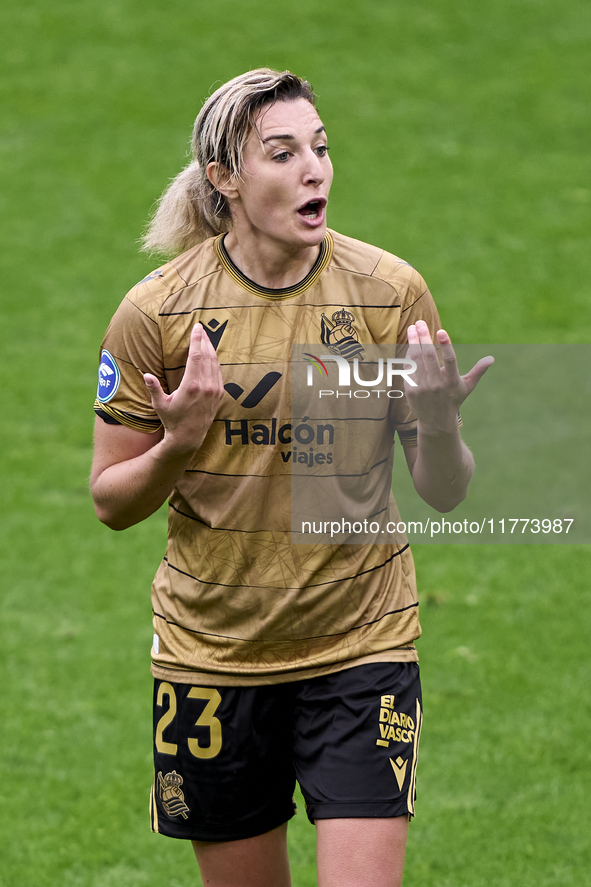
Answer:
[
  {"left": 410, "top": 424, "right": 474, "bottom": 513},
  {"left": 91, "top": 437, "right": 195, "bottom": 530}
]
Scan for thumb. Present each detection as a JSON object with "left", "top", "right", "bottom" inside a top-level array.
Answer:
[
  {"left": 144, "top": 373, "right": 166, "bottom": 410},
  {"left": 463, "top": 355, "right": 494, "bottom": 395}
]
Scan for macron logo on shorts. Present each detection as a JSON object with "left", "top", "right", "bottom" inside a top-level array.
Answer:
[{"left": 97, "top": 349, "right": 121, "bottom": 403}]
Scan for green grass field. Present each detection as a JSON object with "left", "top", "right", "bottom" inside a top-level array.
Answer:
[{"left": 1, "top": 0, "right": 590, "bottom": 884}]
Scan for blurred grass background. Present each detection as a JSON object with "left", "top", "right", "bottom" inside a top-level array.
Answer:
[{"left": 1, "top": 0, "right": 590, "bottom": 884}]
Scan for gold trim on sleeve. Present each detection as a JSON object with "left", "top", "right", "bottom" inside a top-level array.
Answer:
[{"left": 94, "top": 399, "right": 162, "bottom": 434}]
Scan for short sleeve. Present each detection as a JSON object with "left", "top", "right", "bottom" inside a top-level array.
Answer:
[
  {"left": 393, "top": 272, "right": 441, "bottom": 447},
  {"left": 94, "top": 295, "right": 165, "bottom": 433},
  {"left": 367, "top": 258, "right": 442, "bottom": 449},
  {"left": 396, "top": 271, "right": 441, "bottom": 345}
]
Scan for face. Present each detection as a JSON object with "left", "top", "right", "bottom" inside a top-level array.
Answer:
[{"left": 225, "top": 98, "right": 333, "bottom": 253}]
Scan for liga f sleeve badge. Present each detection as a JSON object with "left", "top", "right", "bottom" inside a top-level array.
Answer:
[{"left": 96, "top": 349, "right": 121, "bottom": 403}]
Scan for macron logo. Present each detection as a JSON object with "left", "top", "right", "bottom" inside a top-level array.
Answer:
[{"left": 224, "top": 372, "right": 282, "bottom": 408}]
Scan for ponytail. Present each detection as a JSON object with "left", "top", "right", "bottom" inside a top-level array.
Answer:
[{"left": 140, "top": 160, "right": 231, "bottom": 257}]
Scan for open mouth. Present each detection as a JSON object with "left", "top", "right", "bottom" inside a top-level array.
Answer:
[{"left": 297, "top": 198, "right": 326, "bottom": 220}]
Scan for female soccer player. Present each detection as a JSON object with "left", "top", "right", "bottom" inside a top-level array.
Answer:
[{"left": 91, "top": 69, "right": 491, "bottom": 887}]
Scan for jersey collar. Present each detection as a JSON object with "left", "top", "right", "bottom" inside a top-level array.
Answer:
[{"left": 215, "top": 232, "right": 333, "bottom": 300}]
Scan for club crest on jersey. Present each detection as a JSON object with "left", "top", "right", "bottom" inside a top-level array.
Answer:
[
  {"left": 97, "top": 349, "right": 120, "bottom": 403},
  {"left": 157, "top": 770, "right": 190, "bottom": 820},
  {"left": 320, "top": 309, "right": 365, "bottom": 360}
]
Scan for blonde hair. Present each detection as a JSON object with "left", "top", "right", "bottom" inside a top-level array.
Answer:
[{"left": 141, "top": 69, "right": 316, "bottom": 256}]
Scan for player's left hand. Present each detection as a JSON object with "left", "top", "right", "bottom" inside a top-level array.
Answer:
[{"left": 404, "top": 320, "right": 494, "bottom": 434}]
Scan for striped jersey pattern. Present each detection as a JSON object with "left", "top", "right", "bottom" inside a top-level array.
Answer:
[{"left": 95, "top": 230, "right": 441, "bottom": 685}]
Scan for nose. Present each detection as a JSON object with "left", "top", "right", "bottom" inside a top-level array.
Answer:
[{"left": 303, "top": 149, "right": 327, "bottom": 185}]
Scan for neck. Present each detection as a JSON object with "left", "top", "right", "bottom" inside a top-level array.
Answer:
[{"left": 223, "top": 231, "right": 322, "bottom": 289}]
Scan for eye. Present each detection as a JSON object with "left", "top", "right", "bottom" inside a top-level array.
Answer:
[
  {"left": 273, "top": 151, "right": 291, "bottom": 162},
  {"left": 315, "top": 145, "right": 330, "bottom": 157}
]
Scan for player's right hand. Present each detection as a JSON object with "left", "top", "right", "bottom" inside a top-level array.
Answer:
[{"left": 143, "top": 323, "right": 224, "bottom": 454}]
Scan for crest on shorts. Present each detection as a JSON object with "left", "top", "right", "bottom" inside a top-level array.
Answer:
[
  {"left": 157, "top": 770, "right": 190, "bottom": 819},
  {"left": 320, "top": 309, "right": 365, "bottom": 360}
]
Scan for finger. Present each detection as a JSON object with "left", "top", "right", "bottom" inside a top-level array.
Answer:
[
  {"left": 462, "top": 355, "right": 495, "bottom": 395},
  {"left": 413, "top": 320, "right": 441, "bottom": 380},
  {"left": 144, "top": 373, "right": 167, "bottom": 411},
  {"left": 184, "top": 323, "right": 205, "bottom": 375},
  {"left": 407, "top": 323, "right": 420, "bottom": 345},
  {"left": 414, "top": 319, "right": 435, "bottom": 346},
  {"left": 436, "top": 329, "right": 462, "bottom": 384},
  {"left": 183, "top": 323, "right": 215, "bottom": 386},
  {"left": 406, "top": 324, "right": 425, "bottom": 372},
  {"left": 183, "top": 323, "right": 224, "bottom": 398},
  {"left": 407, "top": 320, "right": 435, "bottom": 346},
  {"left": 195, "top": 325, "right": 224, "bottom": 389},
  {"left": 191, "top": 323, "right": 222, "bottom": 365},
  {"left": 406, "top": 324, "right": 432, "bottom": 388}
]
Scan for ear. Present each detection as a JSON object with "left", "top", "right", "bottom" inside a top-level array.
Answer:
[{"left": 206, "top": 162, "right": 240, "bottom": 201}]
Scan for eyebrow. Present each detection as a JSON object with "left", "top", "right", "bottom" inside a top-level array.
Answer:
[{"left": 261, "top": 125, "right": 326, "bottom": 143}]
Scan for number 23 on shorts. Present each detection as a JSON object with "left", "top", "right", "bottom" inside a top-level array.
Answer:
[{"left": 155, "top": 682, "right": 223, "bottom": 760}]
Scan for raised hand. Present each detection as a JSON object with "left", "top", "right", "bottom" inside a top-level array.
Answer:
[
  {"left": 405, "top": 320, "right": 494, "bottom": 434},
  {"left": 144, "top": 323, "right": 225, "bottom": 454}
]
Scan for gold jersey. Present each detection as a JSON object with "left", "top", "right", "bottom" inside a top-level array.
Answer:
[{"left": 95, "top": 230, "right": 441, "bottom": 685}]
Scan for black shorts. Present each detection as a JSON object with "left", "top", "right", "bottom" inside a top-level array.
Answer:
[{"left": 150, "top": 662, "right": 423, "bottom": 842}]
